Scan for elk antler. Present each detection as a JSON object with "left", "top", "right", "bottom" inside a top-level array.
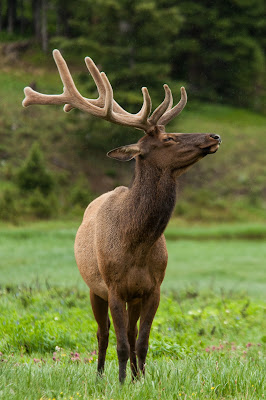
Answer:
[{"left": 22, "top": 49, "right": 187, "bottom": 134}]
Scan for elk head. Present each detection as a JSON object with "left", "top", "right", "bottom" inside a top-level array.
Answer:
[{"left": 22, "top": 49, "right": 221, "bottom": 177}]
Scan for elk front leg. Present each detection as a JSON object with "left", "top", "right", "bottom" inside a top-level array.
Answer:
[
  {"left": 108, "top": 292, "right": 130, "bottom": 383},
  {"left": 136, "top": 289, "right": 160, "bottom": 375},
  {"left": 90, "top": 291, "right": 110, "bottom": 375},
  {"left": 127, "top": 301, "right": 141, "bottom": 380}
]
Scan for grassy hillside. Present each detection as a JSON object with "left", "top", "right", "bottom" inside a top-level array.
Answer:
[
  {"left": 174, "top": 103, "right": 266, "bottom": 221},
  {"left": 0, "top": 53, "right": 265, "bottom": 222}
]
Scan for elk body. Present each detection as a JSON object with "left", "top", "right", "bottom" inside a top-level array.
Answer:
[{"left": 23, "top": 50, "right": 221, "bottom": 383}]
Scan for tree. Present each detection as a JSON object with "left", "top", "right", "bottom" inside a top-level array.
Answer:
[
  {"left": 41, "top": 0, "right": 48, "bottom": 51},
  {"left": 32, "top": 0, "right": 41, "bottom": 41},
  {"left": 7, "top": 0, "right": 17, "bottom": 34}
]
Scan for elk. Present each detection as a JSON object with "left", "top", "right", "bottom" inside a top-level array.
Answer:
[{"left": 23, "top": 49, "right": 221, "bottom": 383}]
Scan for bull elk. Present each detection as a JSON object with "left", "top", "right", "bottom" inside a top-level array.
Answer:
[{"left": 23, "top": 50, "right": 221, "bottom": 383}]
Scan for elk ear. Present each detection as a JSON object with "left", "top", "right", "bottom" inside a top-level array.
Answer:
[{"left": 107, "top": 144, "right": 141, "bottom": 161}]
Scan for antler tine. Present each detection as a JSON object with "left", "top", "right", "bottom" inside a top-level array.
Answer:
[
  {"left": 100, "top": 72, "right": 113, "bottom": 118},
  {"left": 137, "top": 87, "right": 152, "bottom": 123},
  {"left": 85, "top": 57, "right": 137, "bottom": 117},
  {"left": 157, "top": 87, "right": 187, "bottom": 126},
  {"left": 53, "top": 49, "right": 105, "bottom": 116},
  {"left": 166, "top": 87, "right": 173, "bottom": 111},
  {"left": 101, "top": 74, "right": 152, "bottom": 129},
  {"left": 85, "top": 57, "right": 106, "bottom": 100},
  {"left": 148, "top": 84, "right": 172, "bottom": 126},
  {"left": 64, "top": 56, "right": 106, "bottom": 113},
  {"left": 53, "top": 49, "right": 77, "bottom": 96},
  {"left": 61, "top": 52, "right": 152, "bottom": 127},
  {"left": 85, "top": 57, "right": 152, "bottom": 122},
  {"left": 23, "top": 49, "right": 87, "bottom": 110}
]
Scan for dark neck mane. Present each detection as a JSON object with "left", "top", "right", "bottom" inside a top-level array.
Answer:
[{"left": 123, "top": 159, "right": 177, "bottom": 247}]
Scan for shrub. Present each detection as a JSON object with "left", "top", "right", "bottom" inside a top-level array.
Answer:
[
  {"left": 27, "top": 189, "right": 59, "bottom": 219},
  {"left": 69, "top": 176, "right": 95, "bottom": 209},
  {"left": 0, "top": 188, "right": 19, "bottom": 222},
  {"left": 16, "top": 142, "right": 54, "bottom": 195}
]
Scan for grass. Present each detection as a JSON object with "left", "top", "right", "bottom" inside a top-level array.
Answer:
[
  {"left": 0, "top": 221, "right": 265, "bottom": 398},
  {"left": 0, "top": 355, "right": 264, "bottom": 399},
  {"left": 165, "top": 239, "right": 266, "bottom": 298},
  {"left": 0, "top": 221, "right": 265, "bottom": 298},
  {"left": 0, "top": 286, "right": 265, "bottom": 399},
  {"left": 166, "top": 220, "right": 266, "bottom": 240}
]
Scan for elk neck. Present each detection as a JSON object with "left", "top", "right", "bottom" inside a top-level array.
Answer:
[{"left": 122, "top": 158, "right": 177, "bottom": 248}]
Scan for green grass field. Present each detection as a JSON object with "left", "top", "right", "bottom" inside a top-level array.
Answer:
[
  {"left": 0, "top": 221, "right": 265, "bottom": 399},
  {"left": 0, "top": 285, "right": 265, "bottom": 399},
  {"left": 0, "top": 221, "right": 265, "bottom": 297}
]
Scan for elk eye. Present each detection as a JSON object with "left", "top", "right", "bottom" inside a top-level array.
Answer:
[{"left": 163, "top": 137, "right": 175, "bottom": 142}]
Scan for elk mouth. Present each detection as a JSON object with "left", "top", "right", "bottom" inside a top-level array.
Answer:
[
  {"left": 200, "top": 142, "right": 220, "bottom": 154},
  {"left": 203, "top": 143, "right": 220, "bottom": 154}
]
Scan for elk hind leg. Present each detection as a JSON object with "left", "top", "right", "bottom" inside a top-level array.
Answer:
[
  {"left": 90, "top": 291, "right": 110, "bottom": 375},
  {"left": 127, "top": 301, "right": 141, "bottom": 380}
]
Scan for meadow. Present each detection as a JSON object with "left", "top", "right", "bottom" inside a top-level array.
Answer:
[{"left": 0, "top": 221, "right": 265, "bottom": 399}]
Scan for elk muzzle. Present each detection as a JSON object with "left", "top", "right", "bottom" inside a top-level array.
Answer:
[{"left": 199, "top": 134, "right": 222, "bottom": 154}]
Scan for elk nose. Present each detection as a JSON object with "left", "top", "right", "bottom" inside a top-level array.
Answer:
[{"left": 210, "top": 134, "right": 221, "bottom": 142}]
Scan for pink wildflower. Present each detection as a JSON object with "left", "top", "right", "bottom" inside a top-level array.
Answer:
[{"left": 70, "top": 352, "right": 81, "bottom": 362}]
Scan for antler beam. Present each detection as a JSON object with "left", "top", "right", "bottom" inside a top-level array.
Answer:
[{"left": 22, "top": 49, "right": 187, "bottom": 133}]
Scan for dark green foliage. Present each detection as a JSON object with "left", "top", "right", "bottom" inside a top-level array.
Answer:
[
  {"left": 0, "top": 144, "right": 59, "bottom": 221},
  {"left": 173, "top": 0, "right": 265, "bottom": 110},
  {"left": 69, "top": 175, "right": 95, "bottom": 208},
  {"left": 1, "top": 0, "right": 264, "bottom": 110},
  {"left": 16, "top": 142, "right": 54, "bottom": 195},
  {"left": 0, "top": 188, "right": 19, "bottom": 222},
  {"left": 0, "top": 187, "right": 59, "bottom": 221},
  {"left": 26, "top": 189, "right": 59, "bottom": 219}
]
